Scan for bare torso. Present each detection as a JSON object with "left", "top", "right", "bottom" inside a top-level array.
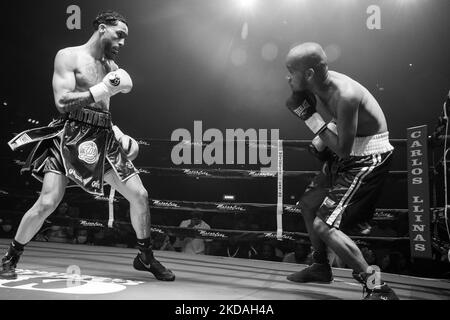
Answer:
[
  {"left": 62, "top": 46, "right": 118, "bottom": 111},
  {"left": 316, "top": 71, "right": 388, "bottom": 137}
]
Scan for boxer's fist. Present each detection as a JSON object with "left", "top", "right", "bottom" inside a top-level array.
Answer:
[
  {"left": 286, "top": 90, "right": 326, "bottom": 135},
  {"left": 89, "top": 69, "right": 133, "bottom": 103},
  {"left": 120, "top": 135, "right": 139, "bottom": 161},
  {"left": 112, "top": 125, "right": 139, "bottom": 161},
  {"left": 286, "top": 90, "right": 317, "bottom": 120},
  {"left": 309, "top": 136, "right": 334, "bottom": 162}
]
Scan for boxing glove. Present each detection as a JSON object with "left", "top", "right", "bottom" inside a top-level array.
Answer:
[
  {"left": 89, "top": 69, "right": 133, "bottom": 103},
  {"left": 286, "top": 90, "right": 326, "bottom": 135},
  {"left": 112, "top": 125, "right": 139, "bottom": 161},
  {"left": 308, "top": 122, "right": 338, "bottom": 162}
]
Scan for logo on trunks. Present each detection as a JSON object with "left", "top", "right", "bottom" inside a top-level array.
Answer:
[
  {"left": 322, "top": 197, "right": 335, "bottom": 208},
  {"left": 68, "top": 169, "right": 83, "bottom": 183},
  {"left": 109, "top": 73, "right": 121, "bottom": 86},
  {"left": 78, "top": 141, "right": 100, "bottom": 164},
  {"left": 91, "top": 180, "right": 100, "bottom": 190}
]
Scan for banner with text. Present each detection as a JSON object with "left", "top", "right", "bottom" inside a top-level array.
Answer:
[{"left": 406, "top": 125, "right": 432, "bottom": 259}]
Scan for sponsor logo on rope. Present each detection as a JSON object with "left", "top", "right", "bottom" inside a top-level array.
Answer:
[
  {"left": 79, "top": 220, "right": 104, "bottom": 228},
  {"left": 183, "top": 169, "right": 210, "bottom": 176},
  {"left": 284, "top": 205, "right": 301, "bottom": 214},
  {"left": 153, "top": 200, "right": 179, "bottom": 208},
  {"left": 150, "top": 227, "right": 165, "bottom": 234},
  {"left": 78, "top": 141, "right": 99, "bottom": 164},
  {"left": 216, "top": 204, "right": 245, "bottom": 211},
  {"left": 263, "top": 232, "right": 295, "bottom": 241},
  {"left": 198, "top": 230, "right": 227, "bottom": 238},
  {"left": 248, "top": 171, "right": 276, "bottom": 177}
]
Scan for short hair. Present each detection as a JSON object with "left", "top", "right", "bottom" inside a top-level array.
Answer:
[{"left": 93, "top": 10, "right": 128, "bottom": 30}]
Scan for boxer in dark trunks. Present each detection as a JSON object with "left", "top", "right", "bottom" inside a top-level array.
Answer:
[
  {"left": 284, "top": 42, "right": 398, "bottom": 299},
  {"left": 1, "top": 10, "right": 175, "bottom": 281}
]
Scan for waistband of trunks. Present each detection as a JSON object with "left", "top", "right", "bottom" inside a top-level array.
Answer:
[
  {"left": 66, "top": 107, "right": 112, "bottom": 128},
  {"left": 351, "top": 131, "right": 394, "bottom": 156}
]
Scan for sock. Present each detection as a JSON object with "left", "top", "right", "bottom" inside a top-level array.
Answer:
[
  {"left": 312, "top": 250, "right": 329, "bottom": 264},
  {"left": 137, "top": 238, "right": 152, "bottom": 252},
  {"left": 10, "top": 240, "right": 25, "bottom": 253}
]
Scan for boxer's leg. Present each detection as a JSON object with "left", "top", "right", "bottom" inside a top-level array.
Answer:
[
  {"left": 104, "top": 172, "right": 150, "bottom": 239},
  {"left": 297, "top": 192, "right": 328, "bottom": 259},
  {"left": 312, "top": 218, "right": 368, "bottom": 273},
  {"left": 15, "top": 172, "right": 68, "bottom": 244},
  {"left": 1, "top": 172, "right": 67, "bottom": 279},
  {"left": 104, "top": 171, "right": 175, "bottom": 281},
  {"left": 287, "top": 175, "right": 334, "bottom": 283}
]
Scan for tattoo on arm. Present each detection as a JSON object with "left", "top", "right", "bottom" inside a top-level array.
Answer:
[{"left": 59, "top": 91, "right": 94, "bottom": 113}]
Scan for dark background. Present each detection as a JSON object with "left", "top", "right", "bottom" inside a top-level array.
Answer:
[{"left": 2, "top": 0, "right": 449, "bottom": 210}]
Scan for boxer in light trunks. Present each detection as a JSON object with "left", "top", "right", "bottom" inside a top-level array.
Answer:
[
  {"left": 284, "top": 42, "right": 398, "bottom": 299},
  {"left": 1, "top": 11, "right": 175, "bottom": 281}
]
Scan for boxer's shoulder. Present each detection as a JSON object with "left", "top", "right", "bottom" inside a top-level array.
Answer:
[
  {"left": 329, "top": 74, "right": 362, "bottom": 107},
  {"left": 54, "top": 46, "right": 83, "bottom": 68}
]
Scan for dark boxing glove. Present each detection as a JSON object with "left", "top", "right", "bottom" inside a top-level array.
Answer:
[{"left": 286, "top": 90, "right": 327, "bottom": 135}]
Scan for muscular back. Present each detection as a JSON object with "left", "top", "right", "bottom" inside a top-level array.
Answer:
[
  {"left": 52, "top": 46, "right": 118, "bottom": 113},
  {"left": 317, "top": 71, "right": 388, "bottom": 137}
]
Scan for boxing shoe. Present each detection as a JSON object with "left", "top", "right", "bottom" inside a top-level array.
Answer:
[
  {"left": 133, "top": 249, "right": 175, "bottom": 281},
  {"left": 352, "top": 271, "right": 399, "bottom": 300},
  {"left": 0, "top": 247, "right": 23, "bottom": 280},
  {"left": 287, "top": 263, "right": 333, "bottom": 283},
  {"left": 362, "top": 283, "right": 399, "bottom": 300}
]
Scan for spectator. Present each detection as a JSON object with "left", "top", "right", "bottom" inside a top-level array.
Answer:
[
  {"left": 74, "top": 229, "right": 89, "bottom": 245},
  {"left": 283, "top": 241, "right": 311, "bottom": 264},
  {"left": 254, "top": 242, "right": 282, "bottom": 262},
  {"left": 370, "top": 220, "right": 397, "bottom": 237},
  {"left": 45, "top": 202, "right": 78, "bottom": 243},
  {"left": 153, "top": 232, "right": 176, "bottom": 251},
  {"left": 207, "top": 240, "right": 228, "bottom": 257},
  {"left": 224, "top": 237, "right": 258, "bottom": 259},
  {"left": 174, "top": 211, "right": 211, "bottom": 255},
  {"left": 0, "top": 219, "right": 15, "bottom": 239}
]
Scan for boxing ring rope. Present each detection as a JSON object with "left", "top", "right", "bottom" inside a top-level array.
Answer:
[{"left": 0, "top": 134, "right": 448, "bottom": 259}]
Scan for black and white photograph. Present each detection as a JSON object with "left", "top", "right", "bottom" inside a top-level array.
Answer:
[{"left": 1, "top": 0, "right": 450, "bottom": 309}]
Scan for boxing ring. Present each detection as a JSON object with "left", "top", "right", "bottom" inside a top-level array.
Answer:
[
  {"left": 0, "top": 239, "right": 449, "bottom": 300},
  {"left": 1, "top": 123, "right": 450, "bottom": 300}
]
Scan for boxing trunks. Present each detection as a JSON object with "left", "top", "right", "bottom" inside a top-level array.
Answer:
[
  {"left": 298, "top": 132, "right": 394, "bottom": 233},
  {"left": 8, "top": 106, "right": 138, "bottom": 195}
]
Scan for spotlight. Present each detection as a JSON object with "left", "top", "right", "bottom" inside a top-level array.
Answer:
[
  {"left": 223, "top": 194, "right": 235, "bottom": 201},
  {"left": 236, "top": 0, "right": 257, "bottom": 10}
]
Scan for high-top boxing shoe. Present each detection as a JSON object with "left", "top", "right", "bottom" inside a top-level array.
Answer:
[
  {"left": 0, "top": 246, "right": 23, "bottom": 280},
  {"left": 353, "top": 271, "right": 399, "bottom": 300},
  {"left": 133, "top": 248, "right": 175, "bottom": 281}
]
